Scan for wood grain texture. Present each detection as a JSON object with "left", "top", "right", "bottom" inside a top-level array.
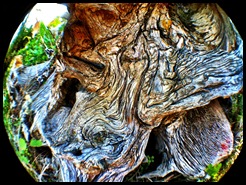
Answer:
[{"left": 4, "top": 3, "right": 242, "bottom": 182}]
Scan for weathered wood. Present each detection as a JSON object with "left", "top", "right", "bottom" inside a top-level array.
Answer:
[
  {"left": 139, "top": 99, "right": 233, "bottom": 180},
  {"left": 4, "top": 3, "right": 243, "bottom": 182}
]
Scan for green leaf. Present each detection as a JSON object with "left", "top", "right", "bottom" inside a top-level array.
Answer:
[
  {"left": 39, "top": 22, "right": 47, "bottom": 37},
  {"left": 48, "top": 17, "right": 62, "bottom": 28},
  {"left": 205, "top": 163, "right": 222, "bottom": 178},
  {"left": 30, "top": 139, "right": 43, "bottom": 147},
  {"left": 19, "top": 155, "right": 30, "bottom": 164},
  {"left": 19, "top": 138, "right": 27, "bottom": 152},
  {"left": 39, "top": 22, "right": 55, "bottom": 47}
]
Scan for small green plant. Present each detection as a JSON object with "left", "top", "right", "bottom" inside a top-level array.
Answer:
[
  {"left": 3, "top": 89, "right": 10, "bottom": 129},
  {"left": 19, "top": 138, "right": 27, "bottom": 151},
  {"left": 17, "top": 138, "right": 30, "bottom": 164},
  {"left": 124, "top": 155, "right": 155, "bottom": 182},
  {"left": 229, "top": 94, "right": 243, "bottom": 124},
  {"left": 17, "top": 21, "right": 56, "bottom": 66},
  {"left": 139, "top": 155, "right": 155, "bottom": 173},
  {"left": 17, "top": 138, "right": 43, "bottom": 165},
  {"left": 30, "top": 139, "right": 43, "bottom": 147},
  {"left": 205, "top": 163, "right": 222, "bottom": 181}
]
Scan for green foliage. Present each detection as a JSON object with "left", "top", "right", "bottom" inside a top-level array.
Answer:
[
  {"left": 205, "top": 163, "right": 222, "bottom": 181},
  {"left": 57, "top": 21, "right": 67, "bottom": 33},
  {"left": 147, "top": 155, "right": 155, "bottom": 163},
  {"left": 4, "top": 22, "right": 32, "bottom": 69},
  {"left": 5, "top": 16, "right": 67, "bottom": 71},
  {"left": 3, "top": 89, "right": 10, "bottom": 122},
  {"left": 48, "top": 17, "right": 68, "bottom": 41},
  {"left": 17, "top": 21, "right": 56, "bottom": 66},
  {"left": 124, "top": 155, "right": 155, "bottom": 182},
  {"left": 17, "top": 138, "right": 44, "bottom": 164},
  {"left": 48, "top": 17, "right": 63, "bottom": 28},
  {"left": 17, "top": 138, "right": 30, "bottom": 164},
  {"left": 139, "top": 155, "right": 155, "bottom": 173},
  {"left": 3, "top": 89, "right": 21, "bottom": 140},
  {"left": 18, "top": 154, "right": 30, "bottom": 164},
  {"left": 230, "top": 94, "right": 243, "bottom": 124},
  {"left": 39, "top": 22, "right": 56, "bottom": 50},
  {"left": 30, "top": 139, "right": 43, "bottom": 147},
  {"left": 19, "top": 138, "right": 27, "bottom": 151}
]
